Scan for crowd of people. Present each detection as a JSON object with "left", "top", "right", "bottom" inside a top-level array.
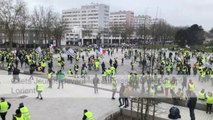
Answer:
[{"left": 0, "top": 47, "right": 213, "bottom": 120}]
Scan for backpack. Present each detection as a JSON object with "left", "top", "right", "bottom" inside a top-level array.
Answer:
[{"left": 168, "top": 106, "right": 181, "bottom": 119}]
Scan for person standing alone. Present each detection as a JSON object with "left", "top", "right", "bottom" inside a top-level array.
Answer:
[
  {"left": 111, "top": 77, "right": 117, "bottom": 100},
  {"left": 93, "top": 74, "right": 99, "bottom": 94},
  {"left": 187, "top": 91, "right": 197, "bottom": 120},
  {"left": 206, "top": 92, "right": 213, "bottom": 114},
  {"left": 36, "top": 81, "right": 44, "bottom": 100}
]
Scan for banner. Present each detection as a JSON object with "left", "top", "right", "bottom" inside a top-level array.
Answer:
[
  {"left": 63, "top": 48, "right": 76, "bottom": 57},
  {"left": 35, "top": 47, "right": 42, "bottom": 56}
]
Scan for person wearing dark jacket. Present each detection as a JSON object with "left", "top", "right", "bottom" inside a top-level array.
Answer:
[
  {"left": 187, "top": 91, "right": 197, "bottom": 120},
  {"left": 29, "top": 67, "right": 35, "bottom": 80},
  {"left": 48, "top": 60, "right": 53, "bottom": 69},
  {"left": 101, "top": 62, "right": 105, "bottom": 73},
  {"left": 12, "top": 109, "right": 23, "bottom": 120},
  {"left": 12, "top": 67, "right": 20, "bottom": 83}
]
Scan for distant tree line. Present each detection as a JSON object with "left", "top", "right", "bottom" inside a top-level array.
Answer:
[
  {"left": 175, "top": 24, "right": 205, "bottom": 47},
  {"left": 0, "top": 0, "right": 66, "bottom": 49}
]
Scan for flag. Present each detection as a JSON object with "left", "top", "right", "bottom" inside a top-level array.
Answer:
[
  {"left": 67, "top": 48, "right": 76, "bottom": 57},
  {"left": 98, "top": 47, "right": 106, "bottom": 54},
  {"left": 102, "top": 49, "right": 106, "bottom": 54},
  {"left": 63, "top": 48, "right": 76, "bottom": 57},
  {"left": 35, "top": 47, "right": 43, "bottom": 56}
]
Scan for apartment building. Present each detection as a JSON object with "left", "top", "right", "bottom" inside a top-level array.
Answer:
[
  {"left": 134, "top": 15, "right": 152, "bottom": 29},
  {"left": 63, "top": 4, "right": 109, "bottom": 30},
  {"left": 109, "top": 11, "right": 134, "bottom": 28},
  {"left": 62, "top": 3, "right": 110, "bottom": 45}
]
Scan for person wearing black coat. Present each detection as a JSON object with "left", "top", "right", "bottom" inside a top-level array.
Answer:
[
  {"left": 187, "top": 92, "right": 197, "bottom": 120},
  {"left": 101, "top": 62, "right": 105, "bottom": 73},
  {"left": 12, "top": 67, "right": 20, "bottom": 83}
]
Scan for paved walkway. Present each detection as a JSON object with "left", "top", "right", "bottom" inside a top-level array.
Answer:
[{"left": 0, "top": 71, "right": 119, "bottom": 120}]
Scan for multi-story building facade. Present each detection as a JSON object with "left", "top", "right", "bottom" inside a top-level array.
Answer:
[
  {"left": 62, "top": 3, "right": 110, "bottom": 45},
  {"left": 109, "top": 11, "right": 134, "bottom": 28},
  {"left": 62, "top": 3, "right": 109, "bottom": 30},
  {"left": 134, "top": 15, "right": 152, "bottom": 29}
]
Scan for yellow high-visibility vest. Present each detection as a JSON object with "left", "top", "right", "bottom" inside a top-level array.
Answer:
[
  {"left": 48, "top": 73, "right": 52, "bottom": 79},
  {"left": 149, "top": 89, "right": 155, "bottom": 97},
  {"left": 15, "top": 115, "right": 24, "bottom": 120},
  {"left": 20, "top": 106, "right": 31, "bottom": 120},
  {"left": 85, "top": 111, "right": 95, "bottom": 120},
  {"left": 36, "top": 82, "right": 44, "bottom": 91},
  {"left": 198, "top": 91, "right": 205, "bottom": 100},
  {"left": 207, "top": 96, "right": 213, "bottom": 104},
  {"left": 165, "top": 80, "right": 171, "bottom": 89},
  {"left": 157, "top": 85, "right": 162, "bottom": 91},
  {"left": 0, "top": 101, "right": 9, "bottom": 113},
  {"left": 188, "top": 83, "right": 195, "bottom": 91},
  {"left": 67, "top": 70, "right": 73, "bottom": 77}
]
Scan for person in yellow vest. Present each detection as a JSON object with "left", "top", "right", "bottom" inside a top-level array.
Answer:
[
  {"left": 95, "top": 61, "right": 100, "bottom": 71},
  {"left": 48, "top": 70, "right": 54, "bottom": 88},
  {"left": 127, "top": 73, "right": 132, "bottom": 86},
  {"left": 67, "top": 69, "right": 73, "bottom": 77},
  {"left": 198, "top": 89, "right": 206, "bottom": 101},
  {"left": 164, "top": 78, "right": 171, "bottom": 97},
  {"left": 110, "top": 66, "right": 115, "bottom": 76},
  {"left": 156, "top": 82, "right": 164, "bottom": 94},
  {"left": 18, "top": 103, "right": 30, "bottom": 120},
  {"left": 81, "top": 67, "right": 87, "bottom": 83},
  {"left": 82, "top": 109, "right": 95, "bottom": 120},
  {"left": 0, "top": 97, "right": 11, "bottom": 120},
  {"left": 111, "top": 77, "right": 117, "bottom": 100},
  {"left": 61, "top": 60, "right": 65, "bottom": 70},
  {"left": 101, "top": 70, "right": 107, "bottom": 84},
  {"left": 74, "top": 64, "right": 79, "bottom": 76},
  {"left": 188, "top": 80, "right": 195, "bottom": 92},
  {"left": 201, "top": 69, "right": 206, "bottom": 82},
  {"left": 41, "top": 61, "right": 46, "bottom": 73},
  {"left": 57, "top": 57, "right": 61, "bottom": 67},
  {"left": 36, "top": 81, "right": 44, "bottom": 100},
  {"left": 149, "top": 86, "right": 155, "bottom": 97},
  {"left": 13, "top": 109, "right": 24, "bottom": 120},
  {"left": 106, "top": 68, "right": 111, "bottom": 83},
  {"left": 206, "top": 92, "right": 213, "bottom": 114},
  {"left": 176, "top": 88, "right": 185, "bottom": 100}
]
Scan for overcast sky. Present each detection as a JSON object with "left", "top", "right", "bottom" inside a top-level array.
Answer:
[{"left": 24, "top": 0, "right": 213, "bottom": 31}]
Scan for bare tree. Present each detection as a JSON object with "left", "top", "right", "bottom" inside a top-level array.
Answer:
[
  {"left": 110, "top": 26, "right": 121, "bottom": 38},
  {"left": 31, "top": 6, "right": 55, "bottom": 48},
  {"left": 0, "top": 0, "right": 26, "bottom": 49},
  {"left": 52, "top": 13, "right": 66, "bottom": 47},
  {"left": 40, "top": 7, "right": 55, "bottom": 46},
  {"left": 17, "top": 1, "right": 29, "bottom": 49},
  {"left": 31, "top": 7, "right": 42, "bottom": 47}
]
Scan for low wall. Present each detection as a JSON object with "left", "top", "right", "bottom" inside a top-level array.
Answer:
[{"left": 104, "top": 109, "right": 167, "bottom": 120}]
